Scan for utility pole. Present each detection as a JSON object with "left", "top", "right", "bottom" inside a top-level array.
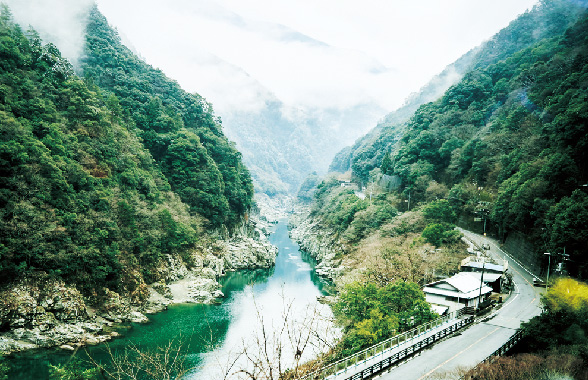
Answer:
[
  {"left": 544, "top": 252, "right": 551, "bottom": 290},
  {"left": 477, "top": 257, "right": 486, "bottom": 314},
  {"left": 406, "top": 191, "right": 411, "bottom": 211}
]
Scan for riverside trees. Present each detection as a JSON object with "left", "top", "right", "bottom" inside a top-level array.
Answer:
[{"left": 332, "top": 281, "right": 436, "bottom": 357}]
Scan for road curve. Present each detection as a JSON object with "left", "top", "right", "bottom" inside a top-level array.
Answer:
[{"left": 376, "top": 229, "right": 543, "bottom": 380}]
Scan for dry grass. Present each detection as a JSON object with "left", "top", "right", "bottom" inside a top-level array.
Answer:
[{"left": 459, "top": 354, "right": 587, "bottom": 380}]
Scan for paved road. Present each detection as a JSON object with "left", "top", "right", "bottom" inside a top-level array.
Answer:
[{"left": 376, "top": 230, "right": 543, "bottom": 380}]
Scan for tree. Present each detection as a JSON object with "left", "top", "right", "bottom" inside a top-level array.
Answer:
[
  {"left": 163, "top": 131, "right": 229, "bottom": 227},
  {"left": 422, "top": 199, "right": 456, "bottom": 223},
  {"left": 333, "top": 280, "right": 436, "bottom": 356},
  {"left": 422, "top": 223, "right": 461, "bottom": 247},
  {"left": 381, "top": 152, "right": 393, "bottom": 175},
  {"left": 521, "top": 278, "right": 588, "bottom": 353},
  {"left": 544, "top": 190, "right": 588, "bottom": 277},
  {"left": 49, "top": 339, "right": 190, "bottom": 380}
]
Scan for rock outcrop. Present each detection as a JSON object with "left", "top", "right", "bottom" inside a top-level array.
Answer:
[
  {"left": 0, "top": 279, "right": 111, "bottom": 354},
  {"left": 288, "top": 206, "right": 345, "bottom": 281},
  {"left": 0, "top": 215, "right": 278, "bottom": 355}
]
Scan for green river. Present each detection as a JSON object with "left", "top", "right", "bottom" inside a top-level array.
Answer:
[{"left": 7, "top": 220, "right": 335, "bottom": 379}]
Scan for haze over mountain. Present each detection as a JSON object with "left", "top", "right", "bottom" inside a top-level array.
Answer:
[
  {"left": 330, "top": 0, "right": 588, "bottom": 181},
  {"left": 5, "top": 0, "right": 539, "bottom": 194}
]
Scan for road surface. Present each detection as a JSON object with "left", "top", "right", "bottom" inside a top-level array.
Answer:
[{"left": 376, "top": 230, "right": 543, "bottom": 379}]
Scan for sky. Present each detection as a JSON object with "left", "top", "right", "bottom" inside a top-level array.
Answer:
[
  {"left": 91, "top": 0, "right": 539, "bottom": 116},
  {"left": 5, "top": 0, "right": 539, "bottom": 116}
]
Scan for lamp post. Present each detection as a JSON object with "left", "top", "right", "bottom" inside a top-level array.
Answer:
[{"left": 544, "top": 252, "right": 551, "bottom": 290}]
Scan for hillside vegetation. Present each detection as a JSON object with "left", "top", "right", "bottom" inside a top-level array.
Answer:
[
  {"left": 463, "top": 278, "right": 588, "bottom": 380},
  {"left": 82, "top": 7, "right": 253, "bottom": 228},
  {"left": 322, "top": 1, "right": 588, "bottom": 278},
  {"left": 331, "top": 0, "right": 586, "bottom": 185},
  {"left": 0, "top": 5, "right": 253, "bottom": 297},
  {"left": 295, "top": 4, "right": 588, "bottom": 368}
]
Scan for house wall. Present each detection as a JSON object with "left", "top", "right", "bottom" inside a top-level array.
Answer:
[{"left": 425, "top": 294, "right": 464, "bottom": 313}]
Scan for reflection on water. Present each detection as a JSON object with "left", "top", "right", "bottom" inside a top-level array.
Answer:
[
  {"left": 6, "top": 219, "right": 336, "bottom": 379},
  {"left": 193, "top": 220, "right": 337, "bottom": 379}
]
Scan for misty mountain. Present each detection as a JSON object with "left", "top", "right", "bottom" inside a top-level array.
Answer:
[
  {"left": 310, "top": 0, "right": 588, "bottom": 275},
  {"left": 222, "top": 94, "right": 384, "bottom": 195},
  {"left": 0, "top": 2, "right": 258, "bottom": 296},
  {"left": 330, "top": 0, "right": 587, "bottom": 184}
]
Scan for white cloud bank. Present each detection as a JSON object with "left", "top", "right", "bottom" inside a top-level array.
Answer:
[
  {"left": 4, "top": 0, "right": 94, "bottom": 68},
  {"left": 98, "top": 0, "right": 536, "bottom": 115},
  {"left": 4, "top": 0, "right": 539, "bottom": 116},
  {"left": 94, "top": 0, "right": 538, "bottom": 116}
]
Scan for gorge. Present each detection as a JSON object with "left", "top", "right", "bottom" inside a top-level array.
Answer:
[
  {"left": 1, "top": 1, "right": 588, "bottom": 379},
  {"left": 6, "top": 218, "right": 336, "bottom": 379}
]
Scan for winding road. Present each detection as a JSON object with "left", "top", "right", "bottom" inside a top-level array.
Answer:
[{"left": 376, "top": 229, "right": 543, "bottom": 379}]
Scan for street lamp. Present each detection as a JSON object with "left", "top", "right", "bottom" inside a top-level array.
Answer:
[{"left": 544, "top": 252, "right": 551, "bottom": 290}]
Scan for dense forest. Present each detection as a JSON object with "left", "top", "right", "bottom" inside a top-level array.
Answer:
[
  {"left": 322, "top": 0, "right": 588, "bottom": 277},
  {"left": 330, "top": 0, "right": 586, "bottom": 184},
  {"left": 0, "top": 5, "right": 253, "bottom": 297},
  {"left": 81, "top": 7, "right": 254, "bottom": 229}
]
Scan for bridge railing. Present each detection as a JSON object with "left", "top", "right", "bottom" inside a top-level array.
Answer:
[
  {"left": 301, "top": 309, "right": 466, "bottom": 380},
  {"left": 457, "top": 329, "right": 523, "bottom": 380},
  {"left": 482, "top": 329, "right": 523, "bottom": 363}
]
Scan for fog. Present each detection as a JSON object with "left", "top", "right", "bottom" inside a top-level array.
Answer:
[
  {"left": 4, "top": 0, "right": 94, "bottom": 68},
  {"left": 93, "top": 0, "right": 538, "bottom": 116},
  {"left": 3, "top": 0, "right": 541, "bottom": 193}
]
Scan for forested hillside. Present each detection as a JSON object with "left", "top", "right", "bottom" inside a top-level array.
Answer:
[
  {"left": 331, "top": 0, "right": 586, "bottom": 184},
  {"left": 81, "top": 6, "right": 253, "bottom": 228},
  {"left": 293, "top": 4, "right": 588, "bottom": 364},
  {"left": 388, "top": 7, "right": 588, "bottom": 276},
  {"left": 320, "top": 0, "right": 588, "bottom": 277},
  {"left": 0, "top": 5, "right": 253, "bottom": 296}
]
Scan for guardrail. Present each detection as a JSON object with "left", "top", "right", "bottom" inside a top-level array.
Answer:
[
  {"left": 482, "top": 329, "right": 523, "bottom": 363},
  {"left": 301, "top": 309, "right": 468, "bottom": 380},
  {"left": 339, "top": 316, "right": 474, "bottom": 380},
  {"left": 457, "top": 329, "right": 523, "bottom": 380}
]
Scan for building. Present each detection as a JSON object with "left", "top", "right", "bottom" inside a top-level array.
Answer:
[
  {"left": 460, "top": 257, "right": 508, "bottom": 293},
  {"left": 423, "top": 272, "right": 493, "bottom": 314}
]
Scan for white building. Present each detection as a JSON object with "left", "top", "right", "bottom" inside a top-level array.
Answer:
[
  {"left": 460, "top": 256, "right": 508, "bottom": 292},
  {"left": 423, "top": 272, "right": 493, "bottom": 314}
]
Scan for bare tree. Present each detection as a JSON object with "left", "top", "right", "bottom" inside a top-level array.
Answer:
[
  {"left": 84, "top": 337, "right": 190, "bottom": 380},
  {"left": 51, "top": 292, "right": 337, "bottom": 380},
  {"left": 227, "top": 291, "right": 339, "bottom": 380}
]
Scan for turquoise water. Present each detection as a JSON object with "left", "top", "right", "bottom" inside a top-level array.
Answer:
[{"left": 6, "top": 220, "right": 333, "bottom": 379}]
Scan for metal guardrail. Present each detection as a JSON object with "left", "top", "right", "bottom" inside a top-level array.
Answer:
[
  {"left": 340, "top": 316, "right": 474, "bottom": 380},
  {"left": 456, "top": 329, "right": 523, "bottom": 380},
  {"left": 301, "top": 309, "right": 468, "bottom": 380},
  {"left": 481, "top": 329, "right": 523, "bottom": 364}
]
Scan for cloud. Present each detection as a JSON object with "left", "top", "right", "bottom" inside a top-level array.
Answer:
[
  {"left": 6, "top": 0, "right": 538, "bottom": 117},
  {"left": 4, "top": 0, "right": 94, "bottom": 68},
  {"left": 93, "top": 0, "right": 537, "bottom": 116}
]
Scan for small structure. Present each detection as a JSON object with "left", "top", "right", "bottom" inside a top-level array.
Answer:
[
  {"left": 378, "top": 174, "right": 402, "bottom": 191},
  {"left": 337, "top": 172, "right": 359, "bottom": 191},
  {"left": 460, "top": 256, "right": 508, "bottom": 293},
  {"left": 423, "top": 272, "right": 492, "bottom": 314}
]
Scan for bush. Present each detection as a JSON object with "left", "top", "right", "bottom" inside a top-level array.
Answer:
[{"left": 421, "top": 223, "right": 461, "bottom": 247}]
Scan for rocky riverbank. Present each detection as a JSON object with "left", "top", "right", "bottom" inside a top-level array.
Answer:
[
  {"left": 0, "top": 215, "right": 277, "bottom": 355},
  {"left": 288, "top": 205, "right": 346, "bottom": 282}
]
